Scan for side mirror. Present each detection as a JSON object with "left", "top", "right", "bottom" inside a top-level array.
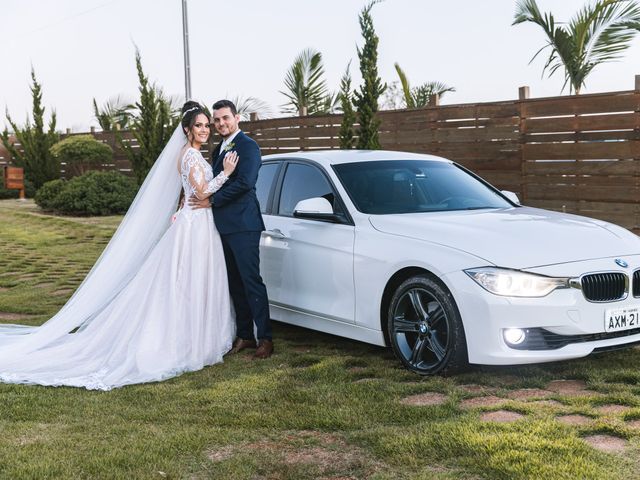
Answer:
[
  {"left": 293, "top": 197, "right": 345, "bottom": 222},
  {"left": 501, "top": 190, "right": 520, "bottom": 205},
  {"left": 293, "top": 197, "right": 333, "bottom": 214}
]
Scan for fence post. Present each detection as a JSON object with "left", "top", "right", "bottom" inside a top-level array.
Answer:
[
  {"left": 250, "top": 112, "right": 258, "bottom": 122},
  {"left": 299, "top": 106, "right": 308, "bottom": 150},
  {"left": 633, "top": 75, "right": 640, "bottom": 229},
  {"left": 518, "top": 86, "right": 530, "bottom": 205},
  {"left": 428, "top": 93, "right": 440, "bottom": 107}
]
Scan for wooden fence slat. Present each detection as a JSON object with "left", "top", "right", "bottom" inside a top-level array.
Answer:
[
  {"left": 525, "top": 112, "right": 639, "bottom": 133},
  {"left": 523, "top": 141, "right": 640, "bottom": 160},
  {"left": 522, "top": 92, "right": 640, "bottom": 117}
]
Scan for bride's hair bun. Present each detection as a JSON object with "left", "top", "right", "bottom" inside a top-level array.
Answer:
[{"left": 182, "top": 101, "right": 203, "bottom": 115}]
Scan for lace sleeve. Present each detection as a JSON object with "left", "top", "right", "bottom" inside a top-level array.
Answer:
[{"left": 184, "top": 149, "right": 228, "bottom": 200}]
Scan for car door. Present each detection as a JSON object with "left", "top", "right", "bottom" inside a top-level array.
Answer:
[{"left": 260, "top": 160, "right": 356, "bottom": 324}]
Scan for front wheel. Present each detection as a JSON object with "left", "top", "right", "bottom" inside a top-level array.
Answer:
[{"left": 387, "top": 275, "right": 468, "bottom": 375}]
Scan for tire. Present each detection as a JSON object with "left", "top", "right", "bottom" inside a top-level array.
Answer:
[{"left": 387, "top": 275, "right": 468, "bottom": 375}]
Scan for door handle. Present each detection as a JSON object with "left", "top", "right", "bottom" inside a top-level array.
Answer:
[{"left": 264, "top": 228, "right": 287, "bottom": 239}]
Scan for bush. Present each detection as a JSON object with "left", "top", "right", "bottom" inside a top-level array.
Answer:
[
  {"left": 34, "top": 179, "right": 65, "bottom": 209},
  {"left": 50, "top": 135, "right": 113, "bottom": 177},
  {"left": 35, "top": 171, "right": 138, "bottom": 216}
]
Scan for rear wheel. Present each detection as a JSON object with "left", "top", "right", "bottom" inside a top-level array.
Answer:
[{"left": 387, "top": 275, "right": 467, "bottom": 375}]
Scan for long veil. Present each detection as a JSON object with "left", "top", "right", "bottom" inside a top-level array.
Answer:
[{"left": 0, "top": 126, "right": 186, "bottom": 361}]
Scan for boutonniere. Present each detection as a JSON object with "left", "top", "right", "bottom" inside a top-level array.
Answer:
[{"left": 223, "top": 142, "right": 236, "bottom": 152}]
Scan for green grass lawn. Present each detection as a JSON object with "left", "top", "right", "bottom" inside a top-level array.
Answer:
[{"left": 1, "top": 199, "right": 640, "bottom": 479}]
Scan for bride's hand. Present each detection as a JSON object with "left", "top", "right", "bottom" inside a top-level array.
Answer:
[{"left": 223, "top": 151, "right": 238, "bottom": 176}]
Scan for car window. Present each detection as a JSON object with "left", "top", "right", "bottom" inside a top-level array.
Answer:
[
  {"left": 277, "top": 163, "right": 337, "bottom": 217},
  {"left": 255, "top": 163, "right": 280, "bottom": 214},
  {"left": 334, "top": 160, "right": 512, "bottom": 214}
]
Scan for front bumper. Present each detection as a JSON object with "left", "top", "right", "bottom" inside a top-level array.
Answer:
[{"left": 443, "top": 256, "right": 640, "bottom": 365}]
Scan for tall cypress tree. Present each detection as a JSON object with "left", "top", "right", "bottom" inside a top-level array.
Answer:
[
  {"left": 353, "top": 0, "right": 386, "bottom": 150},
  {"left": 338, "top": 62, "right": 356, "bottom": 149},
  {"left": 1, "top": 69, "right": 59, "bottom": 189},
  {"left": 119, "top": 49, "right": 180, "bottom": 186}
]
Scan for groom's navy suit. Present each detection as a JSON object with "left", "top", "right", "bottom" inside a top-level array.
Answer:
[{"left": 210, "top": 131, "right": 271, "bottom": 341}]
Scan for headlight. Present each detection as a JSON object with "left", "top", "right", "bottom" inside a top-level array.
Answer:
[{"left": 464, "top": 267, "right": 569, "bottom": 297}]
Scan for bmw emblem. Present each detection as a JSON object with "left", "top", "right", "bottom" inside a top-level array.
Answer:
[{"left": 615, "top": 259, "right": 629, "bottom": 268}]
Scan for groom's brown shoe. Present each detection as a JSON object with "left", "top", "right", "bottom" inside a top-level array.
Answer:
[
  {"left": 253, "top": 339, "right": 274, "bottom": 359},
  {"left": 230, "top": 338, "right": 257, "bottom": 354}
]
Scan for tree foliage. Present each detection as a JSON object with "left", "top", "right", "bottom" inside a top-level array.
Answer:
[
  {"left": 513, "top": 0, "right": 640, "bottom": 94},
  {"left": 119, "top": 49, "right": 180, "bottom": 185},
  {"left": 353, "top": 0, "right": 386, "bottom": 150},
  {"left": 92, "top": 96, "right": 131, "bottom": 131},
  {"left": 280, "top": 48, "right": 331, "bottom": 115},
  {"left": 393, "top": 63, "right": 455, "bottom": 108},
  {"left": 50, "top": 135, "right": 113, "bottom": 177},
  {"left": 1, "top": 69, "right": 60, "bottom": 189},
  {"left": 339, "top": 62, "right": 357, "bottom": 149}
]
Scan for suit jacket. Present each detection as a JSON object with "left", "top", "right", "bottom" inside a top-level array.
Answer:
[{"left": 210, "top": 130, "right": 265, "bottom": 235}]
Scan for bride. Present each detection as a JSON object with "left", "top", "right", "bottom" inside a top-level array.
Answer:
[{"left": 0, "top": 101, "right": 237, "bottom": 390}]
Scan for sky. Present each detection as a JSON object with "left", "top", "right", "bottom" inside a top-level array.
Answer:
[{"left": 2, "top": 0, "right": 640, "bottom": 131}]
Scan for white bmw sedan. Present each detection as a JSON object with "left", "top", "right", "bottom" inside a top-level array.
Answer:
[{"left": 255, "top": 150, "right": 640, "bottom": 375}]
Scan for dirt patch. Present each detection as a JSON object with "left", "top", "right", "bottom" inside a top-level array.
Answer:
[
  {"left": 0, "top": 312, "right": 33, "bottom": 321},
  {"left": 480, "top": 410, "right": 525, "bottom": 423},
  {"left": 354, "top": 378, "right": 378, "bottom": 384},
  {"left": 546, "top": 379, "right": 593, "bottom": 396},
  {"left": 507, "top": 388, "right": 553, "bottom": 401},
  {"left": 207, "top": 431, "right": 384, "bottom": 476},
  {"left": 53, "top": 288, "right": 74, "bottom": 296},
  {"left": 207, "top": 445, "right": 235, "bottom": 462},
  {"left": 595, "top": 404, "right": 632, "bottom": 416},
  {"left": 583, "top": 434, "right": 628, "bottom": 453},
  {"left": 529, "top": 400, "right": 563, "bottom": 408},
  {"left": 625, "top": 419, "right": 640, "bottom": 429},
  {"left": 460, "top": 395, "right": 505, "bottom": 409},
  {"left": 458, "top": 384, "right": 498, "bottom": 395},
  {"left": 401, "top": 392, "right": 448, "bottom": 406},
  {"left": 556, "top": 414, "right": 592, "bottom": 426}
]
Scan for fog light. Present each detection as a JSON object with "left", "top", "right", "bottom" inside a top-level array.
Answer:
[{"left": 504, "top": 328, "right": 526, "bottom": 345}]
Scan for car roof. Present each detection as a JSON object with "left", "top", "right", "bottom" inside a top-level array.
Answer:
[{"left": 262, "top": 149, "right": 452, "bottom": 166}]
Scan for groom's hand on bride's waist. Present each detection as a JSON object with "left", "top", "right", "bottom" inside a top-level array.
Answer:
[{"left": 188, "top": 196, "right": 211, "bottom": 209}]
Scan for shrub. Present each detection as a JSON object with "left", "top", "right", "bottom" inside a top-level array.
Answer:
[
  {"left": 35, "top": 171, "right": 138, "bottom": 216},
  {"left": 50, "top": 135, "right": 113, "bottom": 177},
  {"left": 34, "top": 179, "right": 65, "bottom": 209},
  {"left": 0, "top": 185, "right": 19, "bottom": 199}
]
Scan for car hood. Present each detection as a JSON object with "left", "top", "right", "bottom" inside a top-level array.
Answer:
[{"left": 368, "top": 207, "right": 640, "bottom": 269}]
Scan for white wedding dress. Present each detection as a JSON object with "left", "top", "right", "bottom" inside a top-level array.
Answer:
[{"left": 0, "top": 130, "right": 235, "bottom": 390}]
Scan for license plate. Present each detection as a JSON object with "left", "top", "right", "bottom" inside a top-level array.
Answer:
[{"left": 605, "top": 306, "right": 640, "bottom": 333}]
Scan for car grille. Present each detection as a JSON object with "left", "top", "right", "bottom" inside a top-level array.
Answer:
[
  {"left": 634, "top": 270, "right": 640, "bottom": 297},
  {"left": 581, "top": 272, "right": 626, "bottom": 302}
]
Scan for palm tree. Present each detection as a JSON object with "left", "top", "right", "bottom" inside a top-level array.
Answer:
[
  {"left": 280, "top": 48, "right": 329, "bottom": 115},
  {"left": 394, "top": 63, "right": 455, "bottom": 108},
  {"left": 229, "top": 95, "right": 274, "bottom": 121},
  {"left": 92, "top": 95, "right": 131, "bottom": 131},
  {"left": 513, "top": 0, "right": 640, "bottom": 94}
]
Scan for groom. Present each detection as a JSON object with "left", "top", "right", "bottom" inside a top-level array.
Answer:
[{"left": 190, "top": 99, "right": 273, "bottom": 359}]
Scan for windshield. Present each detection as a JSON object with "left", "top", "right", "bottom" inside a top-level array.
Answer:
[{"left": 333, "top": 160, "right": 513, "bottom": 214}]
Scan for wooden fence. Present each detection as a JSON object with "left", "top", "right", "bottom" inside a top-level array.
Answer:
[{"left": 1, "top": 83, "right": 639, "bottom": 232}]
